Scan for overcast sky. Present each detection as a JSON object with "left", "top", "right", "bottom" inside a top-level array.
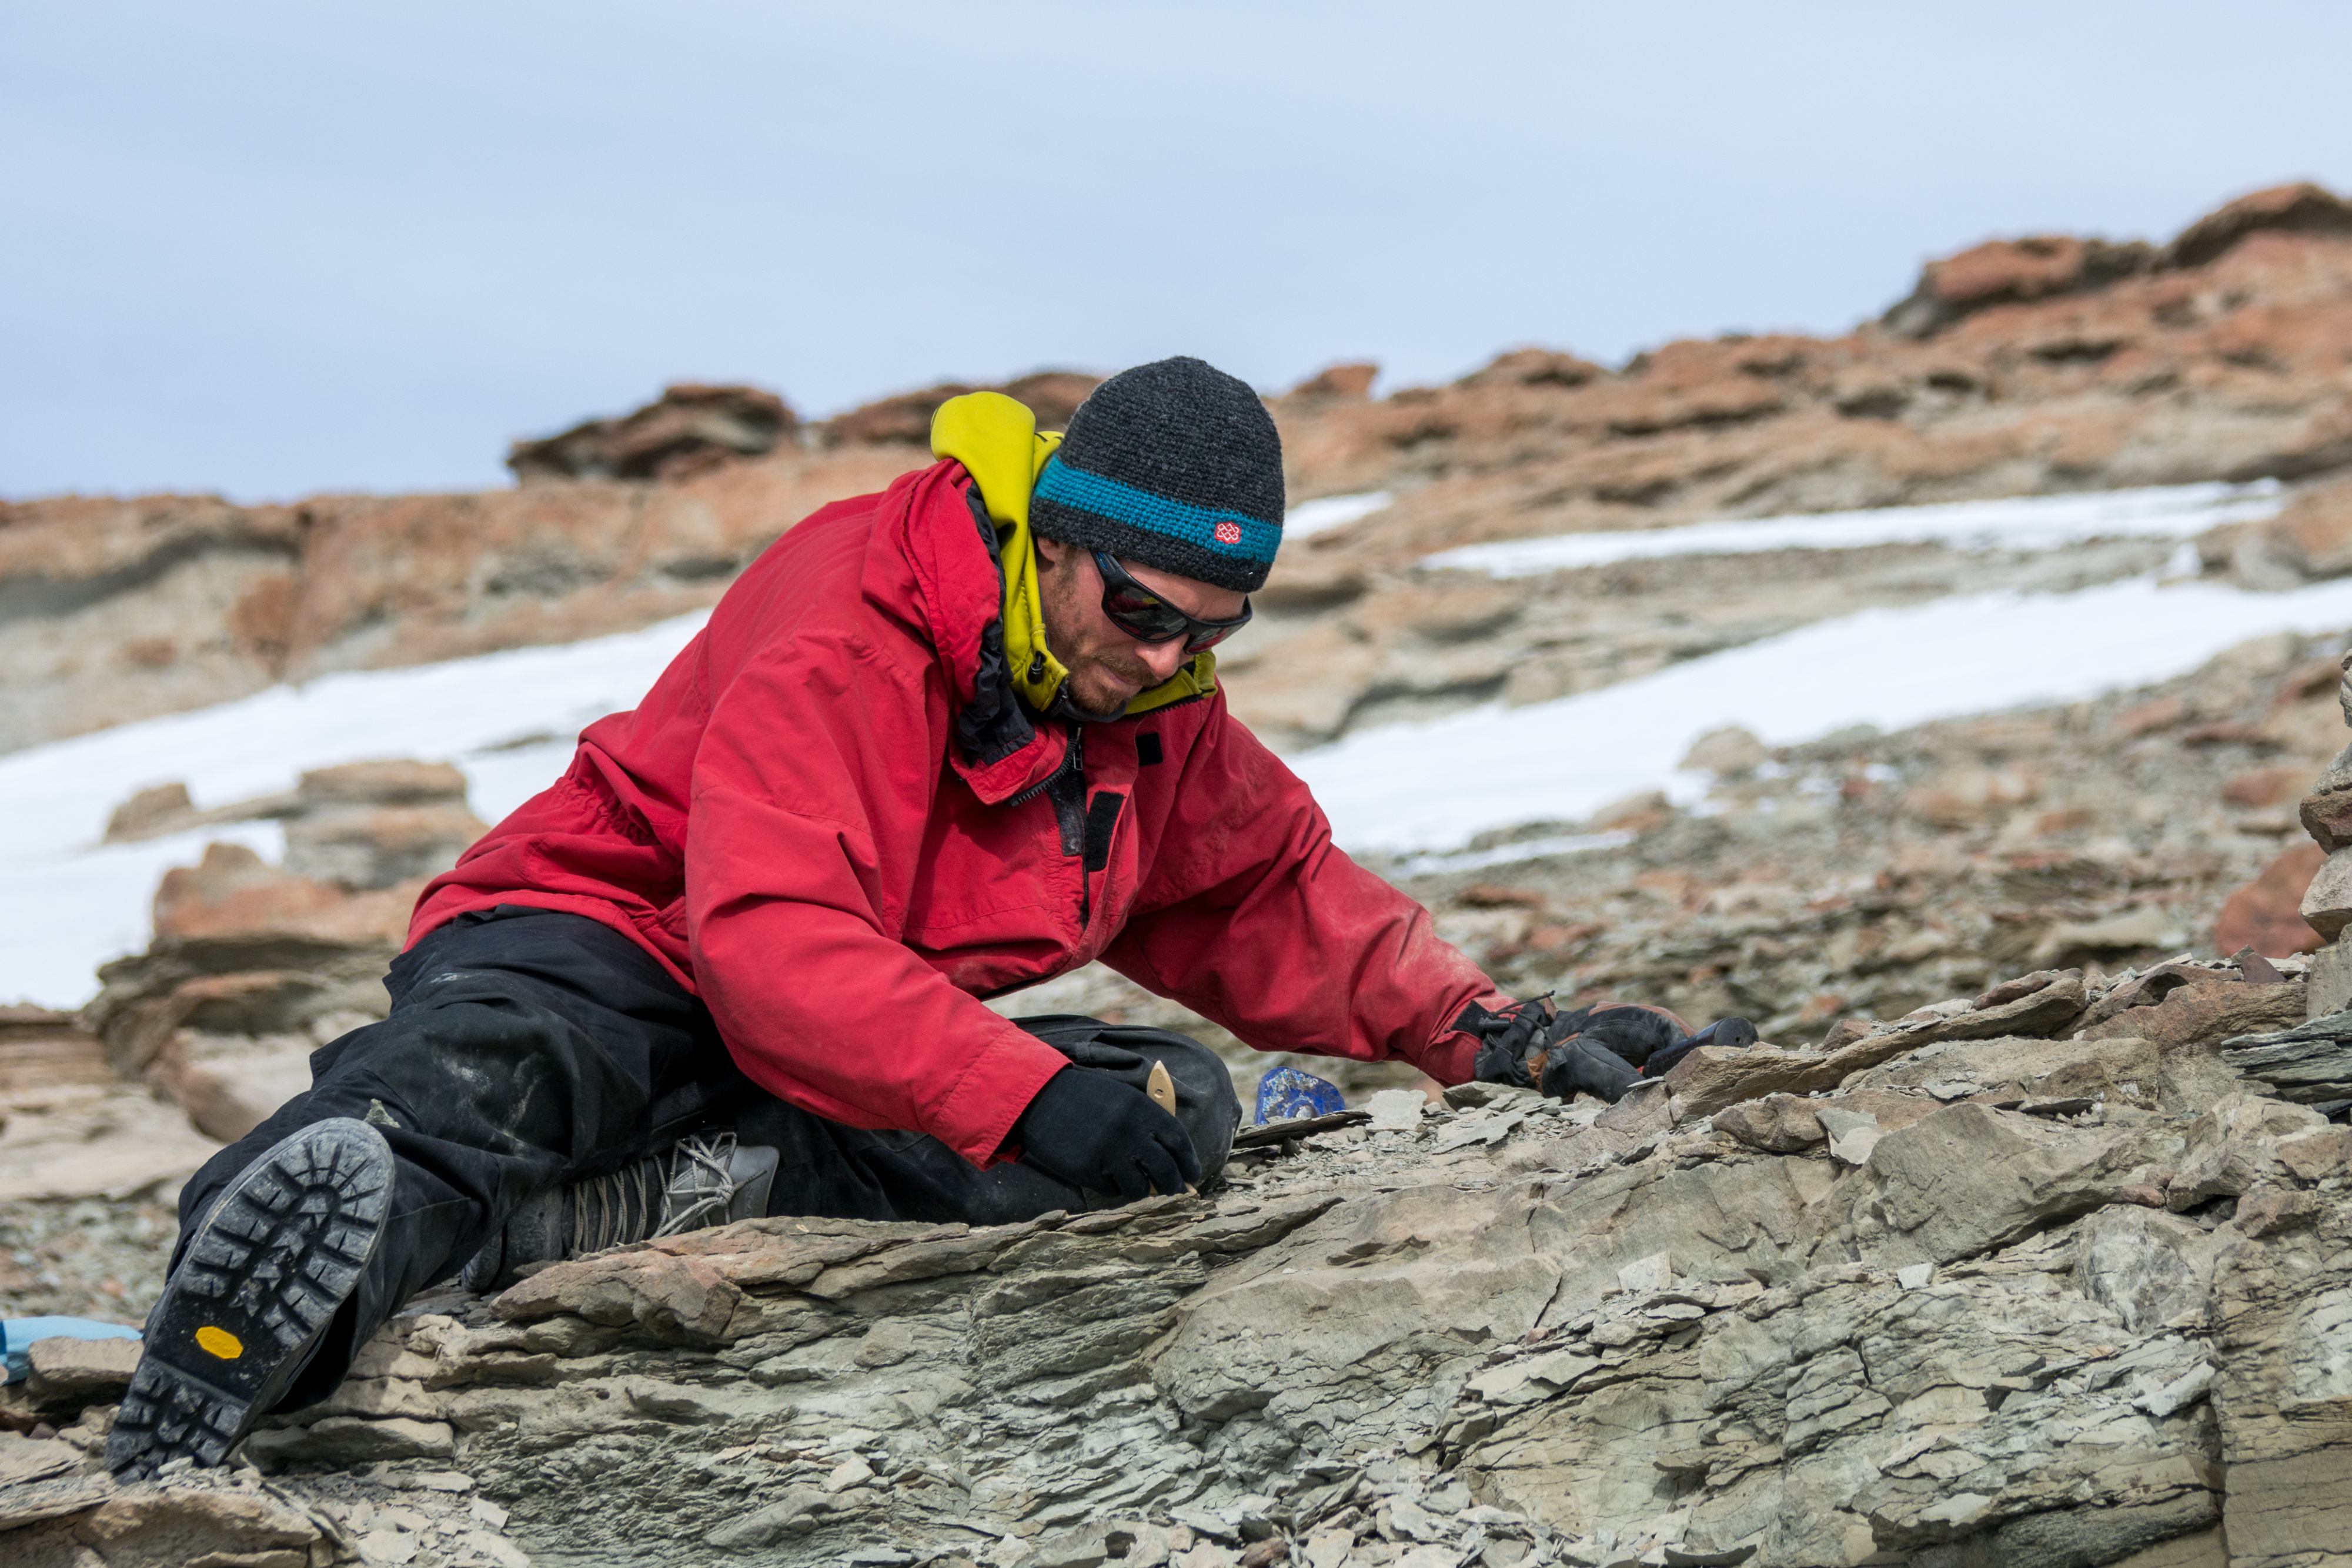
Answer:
[{"left": 8, "top": 1, "right": 2351, "bottom": 502}]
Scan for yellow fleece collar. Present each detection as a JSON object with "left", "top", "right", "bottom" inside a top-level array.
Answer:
[{"left": 930, "top": 392, "right": 1215, "bottom": 719}]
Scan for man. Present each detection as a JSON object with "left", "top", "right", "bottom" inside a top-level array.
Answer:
[{"left": 108, "top": 358, "right": 1687, "bottom": 1480}]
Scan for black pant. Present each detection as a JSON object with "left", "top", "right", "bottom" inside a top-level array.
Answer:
[{"left": 174, "top": 907, "right": 1238, "bottom": 1407}]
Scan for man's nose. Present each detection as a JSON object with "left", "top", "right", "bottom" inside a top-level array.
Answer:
[{"left": 1134, "top": 637, "right": 1189, "bottom": 683}]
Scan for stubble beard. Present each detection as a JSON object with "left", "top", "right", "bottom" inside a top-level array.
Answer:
[{"left": 1037, "top": 549, "right": 1157, "bottom": 718}]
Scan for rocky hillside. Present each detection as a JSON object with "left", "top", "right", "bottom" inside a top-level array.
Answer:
[
  {"left": 7, "top": 185, "right": 2352, "bottom": 758},
  {"left": 9, "top": 183, "right": 2352, "bottom": 1568},
  {"left": 6, "top": 949, "right": 2351, "bottom": 1567}
]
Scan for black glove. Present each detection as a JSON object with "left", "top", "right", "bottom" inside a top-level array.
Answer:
[
  {"left": 1539, "top": 1036, "right": 1641, "bottom": 1100},
  {"left": 1462, "top": 997, "right": 1562, "bottom": 1089},
  {"left": 1578, "top": 1005, "right": 1689, "bottom": 1071},
  {"left": 1461, "top": 998, "right": 1739, "bottom": 1103},
  {"left": 1011, "top": 1066, "right": 1202, "bottom": 1202}
]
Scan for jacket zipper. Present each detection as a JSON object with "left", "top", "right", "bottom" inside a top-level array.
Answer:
[
  {"left": 1001, "top": 721, "right": 1104, "bottom": 932},
  {"left": 1003, "top": 721, "right": 1084, "bottom": 810}
]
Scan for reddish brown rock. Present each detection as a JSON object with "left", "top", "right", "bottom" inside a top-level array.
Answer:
[
  {"left": 2277, "top": 1127, "right": 2352, "bottom": 1182},
  {"left": 103, "top": 781, "right": 197, "bottom": 842},
  {"left": 2160, "top": 182, "right": 2352, "bottom": 270},
  {"left": 2299, "top": 788, "right": 2352, "bottom": 852},
  {"left": 83, "top": 840, "right": 429, "bottom": 1136},
  {"left": 11, "top": 182, "right": 2352, "bottom": 772},
  {"left": 2224, "top": 766, "right": 2312, "bottom": 809},
  {"left": 2083, "top": 971, "right": 2308, "bottom": 1047},
  {"left": 822, "top": 370, "right": 1101, "bottom": 446},
  {"left": 508, "top": 382, "right": 797, "bottom": 483},
  {"left": 2112, "top": 697, "right": 2189, "bottom": 738},
  {"left": 1284, "top": 362, "right": 1380, "bottom": 401},
  {"left": 492, "top": 1248, "right": 747, "bottom": 1344},
  {"left": 1818, "top": 1018, "right": 1875, "bottom": 1051},
  {"left": 24, "top": 1333, "right": 141, "bottom": 1403},
  {"left": 2233, "top": 474, "right": 2352, "bottom": 581},
  {"left": 0, "top": 1004, "right": 110, "bottom": 1095},
  {"left": 2234, "top": 1187, "right": 2321, "bottom": 1237},
  {"left": 149, "top": 842, "right": 415, "bottom": 948},
  {"left": 74, "top": 1486, "right": 320, "bottom": 1563},
  {"left": 1899, "top": 767, "right": 2041, "bottom": 828},
  {"left": 1884, "top": 235, "right": 2153, "bottom": 337},
  {"left": 280, "top": 760, "right": 486, "bottom": 891},
  {"left": 2214, "top": 842, "right": 2328, "bottom": 956},
  {"left": 1455, "top": 347, "right": 1604, "bottom": 389},
  {"left": 1975, "top": 968, "right": 2066, "bottom": 1009}
]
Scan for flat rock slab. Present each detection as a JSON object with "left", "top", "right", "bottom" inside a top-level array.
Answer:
[
  {"left": 2220, "top": 1011, "right": 2352, "bottom": 1104},
  {"left": 2086, "top": 978, "right": 2308, "bottom": 1049},
  {"left": 1666, "top": 977, "right": 2094, "bottom": 1118},
  {"left": 25, "top": 1335, "right": 141, "bottom": 1403}
]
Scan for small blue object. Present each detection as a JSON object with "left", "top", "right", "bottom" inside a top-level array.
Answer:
[
  {"left": 1254, "top": 1066, "right": 1345, "bottom": 1125},
  {"left": 3, "top": 1318, "right": 141, "bottom": 1383}
]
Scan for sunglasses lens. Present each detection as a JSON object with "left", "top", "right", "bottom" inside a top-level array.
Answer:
[
  {"left": 1182, "top": 621, "right": 1240, "bottom": 654},
  {"left": 1102, "top": 584, "right": 1190, "bottom": 643},
  {"left": 1094, "top": 552, "right": 1251, "bottom": 653}
]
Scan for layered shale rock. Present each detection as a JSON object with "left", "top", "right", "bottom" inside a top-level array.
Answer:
[
  {"left": 8, "top": 965, "right": 2350, "bottom": 1567},
  {"left": 81, "top": 760, "right": 486, "bottom": 1141}
]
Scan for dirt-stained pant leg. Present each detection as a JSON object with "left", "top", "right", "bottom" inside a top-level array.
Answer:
[
  {"left": 173, "top": 909, "right": 1247, "bottom": 1410},
  {"left": 171, "top": 906, "right": 745, "bottom": 1409}
]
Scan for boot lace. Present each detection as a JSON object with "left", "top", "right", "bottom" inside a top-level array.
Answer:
[
  {"left": 566, "top": 1131, "right": 744, "bottom": 1255},
  {"left": 656, "top": 1132, "right": 744, "bottom": 1238}
]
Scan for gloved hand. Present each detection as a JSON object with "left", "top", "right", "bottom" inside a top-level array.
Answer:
[
  {"left": 1010, "top": 1066, "right": 1202, "bottom": 1202},
  {"left": 1537, "top": 1035, "right": 1641, "bottom": 1101},
  {"left": 1575, "top": 1003, "right": 1692, "bottom": 1071},
  {"left": 1460, "top": 997, "right": 1752, "bottom": 1103}
]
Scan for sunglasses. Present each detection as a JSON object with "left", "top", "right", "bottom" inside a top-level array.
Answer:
[{"left": 1092, "top": 551, "right": 1253, "bottom": 653}]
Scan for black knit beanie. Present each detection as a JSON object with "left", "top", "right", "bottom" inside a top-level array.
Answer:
[{"left": 1029, "top": 356, "right": 1285, "bottom": 594}]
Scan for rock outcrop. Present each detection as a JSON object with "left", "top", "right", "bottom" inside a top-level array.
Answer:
[
  {"left": 10, "top": 186, "right": 2352, "bottom": 756},
  {"left": 0, "top": 444, "right": 926, "bottom": 751},
  {"left": 81, "top": 760, "right": 485, "bottom": 1142},
  {"left": 508, "top": 383, "right": 800, "bottom": 484},
  {"left": 818, "top": 370, "right": 1101, "bottom": 448},
  {"left": 497, "top": 363, "right": 1098, "bottom": 486},
  {"left": 8, "top": 954, "right": 2350, "bottom": 1567}
]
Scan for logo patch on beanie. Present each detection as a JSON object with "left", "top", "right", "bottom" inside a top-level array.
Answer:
[{"left": 1213, "top": 520, "right": 1242, "bottom": 546}]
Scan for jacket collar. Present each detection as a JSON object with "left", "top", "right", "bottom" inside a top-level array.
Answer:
[{"left": 928, "top": 392, "right": 1217, "bottom": 723}]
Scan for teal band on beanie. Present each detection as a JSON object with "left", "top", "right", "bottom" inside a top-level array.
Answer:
[{"left": 1034, "top": 454, "right": 1281, "bottom": 566}]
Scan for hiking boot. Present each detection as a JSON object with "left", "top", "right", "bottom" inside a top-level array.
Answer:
[
  {"left": 107, "top": 1118, "right": 395, "bottom": 1479},
  {"left": 459, "top": 1132, "right": 779, "bottom": 1294}
]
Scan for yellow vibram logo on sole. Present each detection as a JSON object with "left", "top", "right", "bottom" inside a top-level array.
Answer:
[{"left": 195, "top": 1326, "right": 243, "bottom": 1360}]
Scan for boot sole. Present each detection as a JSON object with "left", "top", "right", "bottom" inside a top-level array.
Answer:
[{"left": 106, "top": 1118, "right": 394, "bottom": 1479}]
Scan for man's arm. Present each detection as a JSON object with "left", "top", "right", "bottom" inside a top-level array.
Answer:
[
  {"left": 681, "top": 644, "right": 1073, "bottom": 1166},
  {"left": 1102, "top": 705, "right": 1505, "bottom": 1082}
]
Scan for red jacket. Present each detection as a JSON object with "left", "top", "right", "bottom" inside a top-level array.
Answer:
[{"left": 412, "top": 455, "right": 1502, "bottom": 1164}]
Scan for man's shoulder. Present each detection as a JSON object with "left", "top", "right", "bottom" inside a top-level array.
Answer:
[
  {"left": 703, "top": 460, "right": 987, "bottom": 671},
  {"left": 737, "top": 480, "right": 899, "bottom": 583}
]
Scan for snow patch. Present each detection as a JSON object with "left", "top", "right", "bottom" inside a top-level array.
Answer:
[
  {"left": 0, "top": 613, "right": 707, "bottom": 1007},
  {"left": 1286, "top": 491, "right": 1393, "bottom": 539},
  {"left": 1422, "top": 481, "right": 2283, "bottom": 578},
  {"left": 1296, "top": 571, "right": 2352, "bottom": 854},
  {"left": 1391, "top": 831, "right": 1636, "bottom": 878}
]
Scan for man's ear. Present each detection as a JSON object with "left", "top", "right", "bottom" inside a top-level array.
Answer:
[{"left": 1033, "top": 534, "right": 1066, "bottom": 571}]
